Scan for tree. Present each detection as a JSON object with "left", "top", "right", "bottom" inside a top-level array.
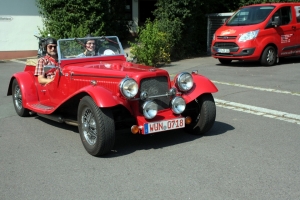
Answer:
[
  {"left": 36, "top": 0, "right": 128, "bottom": 39},
  {"left": 153, "top": 0, "right": 240, "bottom": 59}
]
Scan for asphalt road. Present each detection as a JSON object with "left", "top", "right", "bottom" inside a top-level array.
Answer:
[{"left": 1, "top": 57, "right": 299, "bottom": 200}]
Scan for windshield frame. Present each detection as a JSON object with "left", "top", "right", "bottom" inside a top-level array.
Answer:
[{"left": 56, "top": 36, "right": 125, "bottom": 61}]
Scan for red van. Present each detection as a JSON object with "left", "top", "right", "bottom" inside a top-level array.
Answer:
[{"left": 211, "top": 3, "right": 300, "bottom": 66}]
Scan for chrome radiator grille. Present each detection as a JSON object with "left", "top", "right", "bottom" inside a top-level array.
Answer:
[{"left": 140, "top": 76, "right": 169, "bottom": 110}]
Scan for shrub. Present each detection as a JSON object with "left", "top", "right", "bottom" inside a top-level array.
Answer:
[{"left": 129, "top": 20, "right": 172, "bottom": 67}]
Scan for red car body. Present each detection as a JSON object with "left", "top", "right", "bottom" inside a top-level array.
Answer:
[{"left": 8, "top": 36, "right": 218, "bottom": 156}]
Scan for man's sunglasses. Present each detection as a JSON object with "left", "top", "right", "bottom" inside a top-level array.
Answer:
[{"left": 48, "top": 45, "right": 57, "bottom": 49}]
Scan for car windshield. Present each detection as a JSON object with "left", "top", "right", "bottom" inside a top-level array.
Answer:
[
  {"left": 226, "top": 6, "right": 275, "bottom": 26},
  {"left": 57, "top": 36, "right": 124, "bottom": 60}
]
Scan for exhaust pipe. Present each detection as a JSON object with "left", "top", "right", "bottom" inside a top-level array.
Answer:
[{"left": 37, "top": 114, "right": 78, "bottom": 126}]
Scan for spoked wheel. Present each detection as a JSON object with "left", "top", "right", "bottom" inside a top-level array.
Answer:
[
  {"left": 260, "top": 46, "right": 277, "bottom": 66},
  {"left": 12, "top": 79, "right": 30, "bottom": 117},
  {"left": 183, "top": 93, "right": 216, "bottom": 135},
  {"left": 78, "top": 96, "right": 115, "bottom": 156}
]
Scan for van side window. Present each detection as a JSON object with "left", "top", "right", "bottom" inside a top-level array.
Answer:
[
  {"left": 295, "top": 6, "right": 300, "bottom": 23},
  {"left": 272, "top": 7, "right": 292, "bottom": 25},
  {"left": 281, "top": 7, "right": 292, "bottom": 25}
]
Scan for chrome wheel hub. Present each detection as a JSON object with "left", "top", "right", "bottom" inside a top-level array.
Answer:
[
  {"left": 267, "top": 49, "right": 275, "bottom": 64},
  {"left": 81, "top": 108, "right": 97, "bottom": 145},
  {"left": 14, "top": 86, "right": 22, "bottom": 110}
]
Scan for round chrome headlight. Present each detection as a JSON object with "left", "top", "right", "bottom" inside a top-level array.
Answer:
[
  {"left": 176, "top": 72, "right": 193, "bottom": 92},
  {"left": 119, "top": 78, "right": 138, "bottom": 98},
  {"left": 142, "top": 100, "right": 158, "bottom": 119},
  {"left": 171, "top": 97, "right": 186, "bottom": 114}
]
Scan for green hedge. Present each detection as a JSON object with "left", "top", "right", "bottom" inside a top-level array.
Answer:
[
  {"left": 129, "top": 20, "right": 172, "bottom": 66},
  {"left": 36, "top": 0, "right": 128, "bottom": 39}
]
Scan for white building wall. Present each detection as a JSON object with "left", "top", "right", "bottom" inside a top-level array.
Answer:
[{"left": 0, "top": 0, "right": 43, "bottom": 51}]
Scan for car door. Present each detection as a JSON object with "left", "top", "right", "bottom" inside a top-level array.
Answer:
[
  {"left": 35, "top": 68, "right": 61, "bottom": 106},
  {"left": 294, "top": 5, "right": 300, "bottom": 55},
  {"left": 273, "top": 6, "right": 298, "bottom": 57},
  {"left": 35, "top": 77, "right": 51, "bottom": 105}
]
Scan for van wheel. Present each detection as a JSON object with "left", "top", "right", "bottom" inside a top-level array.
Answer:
[
  {"left": 218, "top": 58, "right": 232, "bottom": 65},
  {"left": 260, "top": 46, "right": 276, "bottom": 66}
]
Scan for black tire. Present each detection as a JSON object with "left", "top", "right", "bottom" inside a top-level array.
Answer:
[
  {"left": 184, "top": 93, "right": 216, "bottom": 135},
  {"left": 218, "top": 58, "right": 232, "bottom": 65},
  {"left": 78, "top": 96, "right": 115, "bottom": 156},
  {"left": 12, "top": 79, "right": 30, "bottom": 117},
  {"left": 260, "top": 46, "right": 277, "bottom": 66}
]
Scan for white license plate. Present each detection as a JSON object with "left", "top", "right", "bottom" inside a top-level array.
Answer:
[
  {"left": 217, "top": 48, "right": 230, "bottom": 53},
  {"left": 144, "top": 118, "right": 185, "bottom": 134}
]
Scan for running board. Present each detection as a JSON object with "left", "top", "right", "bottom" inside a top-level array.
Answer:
[{"left": 37, "top": 114, "right": 78, "bottom": 126}]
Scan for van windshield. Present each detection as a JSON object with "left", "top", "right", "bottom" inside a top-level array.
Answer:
[{"left": 226, "top": 6, "right": 275, "bottom": 26}]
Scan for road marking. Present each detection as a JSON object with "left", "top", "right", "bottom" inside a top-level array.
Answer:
[
  {"left": 212, "top": 80, "right": 300, "bottom": 96},
  {"left": 215, "top": 99, "right": 300, "bottom": 125}
]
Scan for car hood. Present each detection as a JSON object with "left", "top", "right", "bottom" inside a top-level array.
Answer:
[
  {"left": 65, "top": 60, "right": 168, "bottom": 77},
  {"left": 216, "top": 25, "right": 259, "bottom": 36}
]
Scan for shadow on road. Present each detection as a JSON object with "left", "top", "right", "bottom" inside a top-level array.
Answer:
[
  {"left": 35, "top": 116, "right": 79, "bottom": 132},
  {"left": 215, "top": 56, "right": 300, "bottom": 68},
  {"left": 35, "top": 116, "right": 234, "bottom": 158},
  {"left": 106, "top": 121, "right": 234, "bottom": 158},
  {"left": 204, "top": 121, "right": 235, "bottom": 137}
]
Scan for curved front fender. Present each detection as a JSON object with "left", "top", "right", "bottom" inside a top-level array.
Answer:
[
  {"left": 181, "top": 74, "right": 218, "bottom": 104},
  {"left": 7, "top": 72, "right": 38, "bottom": 107},
  {"left": 79, "top": 85, "right": 132, "bottom": 113}
]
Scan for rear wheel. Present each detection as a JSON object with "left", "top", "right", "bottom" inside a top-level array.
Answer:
[
  {"left": 184, "top": 94, "right": 216, "bottom": 135},
  {"left": 12, "top": 79, "right": 30, "bottom": 117},
  {"left": 78, "top": 96, "right": 115, "bottom": 156},
  {"left": 260, "top": 46, "right": 277, "bottom": 66},
  {"left": 218, "top": 58, "right": 232, "bottom": 65}
]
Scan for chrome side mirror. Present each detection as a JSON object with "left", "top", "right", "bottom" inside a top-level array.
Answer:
[{"left": 43, "top": 65, "right": 56, "bottom": 73}]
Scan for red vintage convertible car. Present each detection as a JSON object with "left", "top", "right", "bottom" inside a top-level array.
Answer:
[{"left": 7, "top": 36, "right": 218, "bottom": 156}]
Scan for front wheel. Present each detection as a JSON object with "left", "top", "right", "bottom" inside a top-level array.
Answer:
[
  {"left": 78, "top": 96, "right": 115, "bottom": 156},
  {"left": 260, "top": 46, "right": 277, "bottom": 66},
  {"left": 184, "top": 93, "right": 216, "bottom": 135},
  {"left": 12, "top": 79, "right": 30, "bottom": 117}
]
